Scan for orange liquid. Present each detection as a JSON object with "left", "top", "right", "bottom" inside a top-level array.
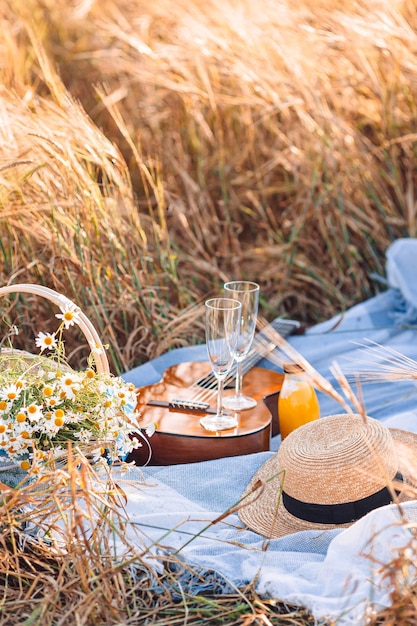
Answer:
[{"left": 278, "top": 381, "right": 320, "bottom": 439}]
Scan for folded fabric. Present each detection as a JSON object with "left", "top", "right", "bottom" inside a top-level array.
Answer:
[
  {"left": 386, "top": 237, "right": 417, "bottom": 323},
  {"left": 121, "top": 237, "right": 417, "bottom": 624}
]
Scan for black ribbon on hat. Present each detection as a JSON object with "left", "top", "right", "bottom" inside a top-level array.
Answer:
[{"left": 282, "top": 472, "right": 404, "bottom": 525}]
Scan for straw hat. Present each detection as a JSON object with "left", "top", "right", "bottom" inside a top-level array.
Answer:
[{"left": 239, "top": 414, "right": 417, "bottom": 538}]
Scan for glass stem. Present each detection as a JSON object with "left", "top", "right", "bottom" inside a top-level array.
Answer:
[
  {"left": 235, "top": 360, "right": 243, "bottom": 398},
  {"left": 217, "top": 378, "right": 224, "bottom": 416}
]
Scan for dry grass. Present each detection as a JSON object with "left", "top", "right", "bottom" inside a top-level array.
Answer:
[
  {"left": 1, "top": 438, "right": 416, "bottom": 626},
  {"left": 0, "top": 454, "right": 325, "bottom": 626},
  {"left": 1, "top": 0, "right": 417, "bottom": 622}
]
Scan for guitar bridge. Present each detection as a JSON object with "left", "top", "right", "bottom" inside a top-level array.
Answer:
[{"left": 169, "top": 398, "right": 211, "bottom": 412}]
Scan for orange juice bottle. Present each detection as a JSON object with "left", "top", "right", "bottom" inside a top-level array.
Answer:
[{"left": 278, "top": 361, "right": 320, "bottom": 439}]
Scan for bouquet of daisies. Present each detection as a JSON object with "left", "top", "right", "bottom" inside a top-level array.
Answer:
[{"left": 0, "top": 299, "right": 148, "bottom": 473}]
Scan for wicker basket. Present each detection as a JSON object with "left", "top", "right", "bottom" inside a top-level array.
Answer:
[
  {"left": 0, "top": 284, "right": 126, "bottom": 485},
  {"left": 0, "top": 283, "right": 109, "bottom": 374}
]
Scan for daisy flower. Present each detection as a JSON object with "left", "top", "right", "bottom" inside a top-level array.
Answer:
[
  {"left": 130, "top": 436, "right": 142, "bottom": 449},
  {"left": 14, "top": 422, "right": 34, "bottom": 438},
  {"left": 145, "top": 422, "right": 157, "bottom": 437},
  {"left": 89, "top": 341, "right": 104, "bottom": 355},
  {"left": 35, "top": 331, "right": 57, "bottom": 352},
  {"left": 42, "top": 418, "right": 61, "bottom": 435},
  {"left": 58, "top": 374, "right": 82, "bottom": 400},
  {"left": 74, "top": 428, "right": 92, "bottom": 443},
  {"left": 90, "top": 445, "right": 108, "bottom": 465},
  {"left": 55, "top": 303, "right": 81, "bottom": 329},
  {"left": 26, "top": 404, "right": 44, "bottom": 423},
  {"left": 0, "top": 383, "right": 23, "bottom": 402}
]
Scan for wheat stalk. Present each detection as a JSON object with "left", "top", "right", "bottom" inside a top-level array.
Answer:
[
  {"left": 344, "top": 339, "right": 417, "bottom": 383},
  {"left": 256, "top": 317, "right": 356, "bottom": 413}
]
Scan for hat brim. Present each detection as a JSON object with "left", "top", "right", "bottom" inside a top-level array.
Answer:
[{"left": 238, "top": 427, "right": 417, "bottom": 539}]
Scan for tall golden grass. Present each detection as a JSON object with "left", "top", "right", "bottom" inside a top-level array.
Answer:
[
  {"left": 1, "top": 0, "right": 417, "bottom": 623},
  {"left": 1, "top": 0, "right": 416, "bottom": 373}
]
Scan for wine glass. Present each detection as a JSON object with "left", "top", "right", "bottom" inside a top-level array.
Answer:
[
  {"left": 200, "top": 297, "right": 242, "bottom": 432},
  {"left": 222, "top": 281, "right": 260, "bottom": 411}
]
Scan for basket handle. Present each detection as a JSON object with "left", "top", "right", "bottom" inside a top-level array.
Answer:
[{"left": 0, "top": 284, "right": 110, "bottom": 374}]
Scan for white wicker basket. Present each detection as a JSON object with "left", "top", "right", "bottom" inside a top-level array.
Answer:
[
  {"left": 0, "top": 284, "right": 123, "bottom": 484},
  {"left": 0, "top": 283, "right": 110, "bottom": 374}
]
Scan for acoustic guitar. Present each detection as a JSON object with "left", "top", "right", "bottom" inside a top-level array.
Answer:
[{"left": 127, "top": 318, "right": 300, "bottom": 466}]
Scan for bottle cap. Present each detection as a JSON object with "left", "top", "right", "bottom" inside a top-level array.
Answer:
[{"left": 283, "top": 361, "right": 305, "bottom": 374}]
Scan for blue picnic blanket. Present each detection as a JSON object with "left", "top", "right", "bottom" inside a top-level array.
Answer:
[{"left": 121, "top": 237, "right": 417, "bottom": 624}]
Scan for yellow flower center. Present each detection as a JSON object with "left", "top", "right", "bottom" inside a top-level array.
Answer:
[
  {"left": 0, "top": 401, "right": 7, "bottom": 411},
  {"left": 54, "top": 417, "right": 64, "bottom": 427},
  {"left": 16, "top": 412, "right": 26, "bottom": 423},
  {"left": 54, "top": 409, "right": 65, "bottom": 419},
  {"left": 0, "top": 425, "right": 5, "bottom": 433},
  {"left": 43, "top": 386, "right": 54, "bottom": 397},
  {"left": 20, "top": 460, "right": 31, "bottom": 471},
  {"left": 27, "top": 405, "right": 38, "bottom": 414},
  {"left": 7, "top": 392, "right": 17, "bottom": 400}
]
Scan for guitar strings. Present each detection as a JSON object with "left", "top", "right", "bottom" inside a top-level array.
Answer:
[{"left": 181, "top": 319, "right": 298, "bottom": 407}]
